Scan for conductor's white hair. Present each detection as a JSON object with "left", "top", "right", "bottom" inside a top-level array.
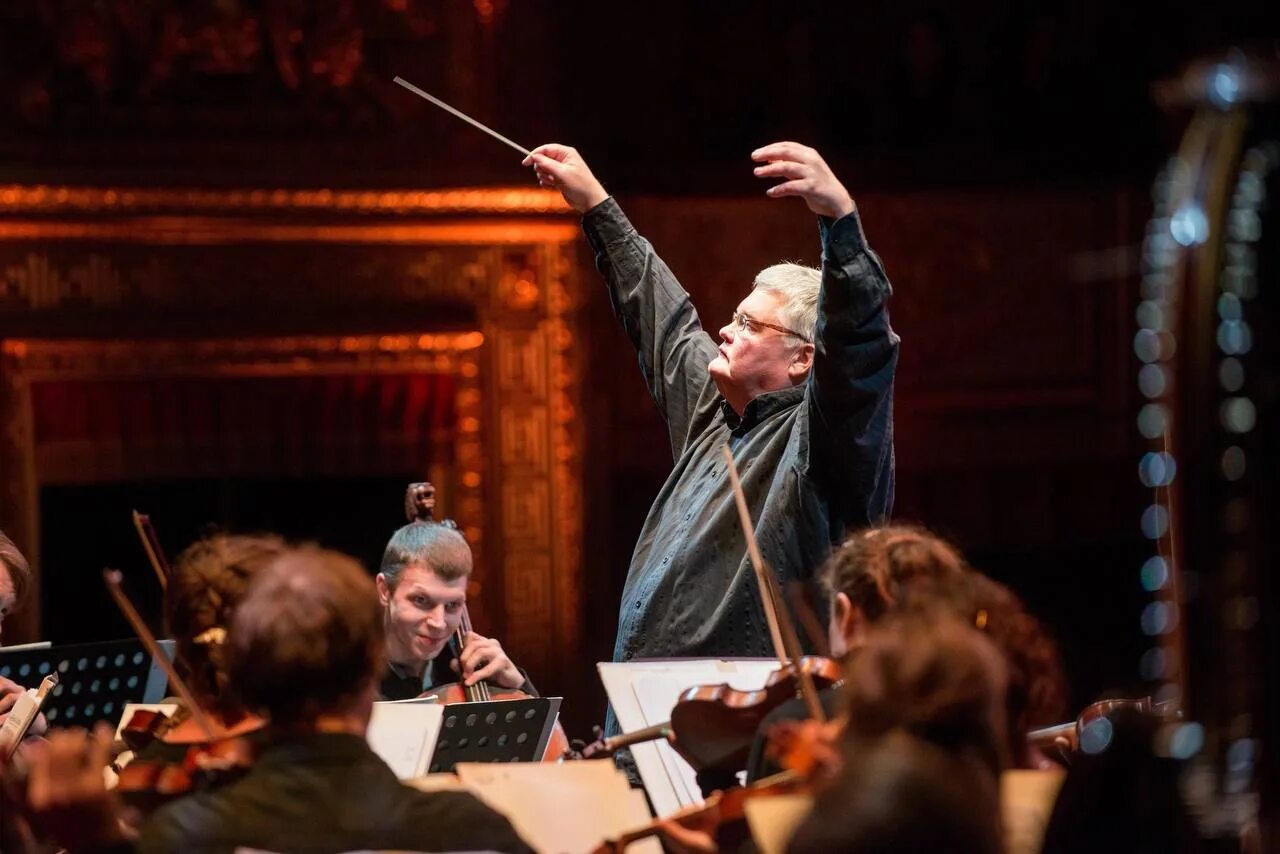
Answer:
[{"left": 753, "top": 263, "right": 820, "bottom": 340}]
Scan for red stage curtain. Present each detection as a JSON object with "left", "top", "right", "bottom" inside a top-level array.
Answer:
[{"left": 30, "top": 373, "right": 458, "bottom": 484}]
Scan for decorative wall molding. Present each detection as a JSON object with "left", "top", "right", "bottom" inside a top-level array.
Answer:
[
  {"left": 0, "top": 183, "right": 584, "bottom": 678},
  {"left": 0, "top": 186, "right": 568, "bottom": 216}
]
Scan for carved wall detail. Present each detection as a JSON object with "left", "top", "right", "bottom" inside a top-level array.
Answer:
[{"left": 0, "top": 185, "right": 583, "bottom": 684}]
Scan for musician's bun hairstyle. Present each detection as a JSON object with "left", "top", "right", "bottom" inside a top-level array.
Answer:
[
  {"left": 787, "top": 730, "right": 1002, "bottom": 854},
  {"left": 791, "top": 613, "right": 1008, "bottom": 854},
  {"left": 167, "top": 533, "right": 287, "bottom": 715},
  {"left": 379, "top": 520, "right": 472, "bottom": 589},
  {"left": 0, "top": 529, "right": 32, "bottom": 609},
  {"left": 821, "top": 524, "right": 969, "bottom": 622},
  {"left": 841, "top": 610, "right": 1012, "bottom": 776},
  {"left": 229, "top": 546, "right": 385, "bottom": 726}
]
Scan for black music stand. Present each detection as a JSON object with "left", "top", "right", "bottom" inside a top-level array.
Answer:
[
  {"left": 427, "top": 697, "right": 562, "bottom": 773},
  {"left": 0, "top": 638, "right": 174, "bottom": 728}
]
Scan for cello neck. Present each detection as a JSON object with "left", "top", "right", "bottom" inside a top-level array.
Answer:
[{"left": 403, "top": 481, "right": 489, "bottom": 702}]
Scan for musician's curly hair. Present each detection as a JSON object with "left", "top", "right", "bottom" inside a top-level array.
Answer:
[
  {"left": 821, "top": 524, "right": 969, "bottom": 622},
  {"left": 962, "top": 573, "right": 1068, "bottom": 731},
  {"left": 166, "top": 533, "right": 287, "bottom": 717},
  {"left": 0, "top": 529, "right": 32, "bottom": 610}
]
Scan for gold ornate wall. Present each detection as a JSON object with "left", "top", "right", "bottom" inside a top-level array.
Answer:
[{"left": 0, "top": 186, "right": 584, "bottom": 681}]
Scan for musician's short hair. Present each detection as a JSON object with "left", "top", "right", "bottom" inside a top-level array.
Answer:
[
  {"left": 821, "top": 524, "right": 969, "bottom": 622},
  {"left": 379, "top": 521, "right": 472, "bottom": 589},
  {"left": 229, "top": 546, "right": 385, "bottom": 726},
  {"left": 753, "top": 263, "right": 821, "bottom": 340},
  {"left": 167, "top": 533, "right": 287, "bottom": 712},
  {"left": 0, "top": 529, "right": 32, "bottom": 609}
]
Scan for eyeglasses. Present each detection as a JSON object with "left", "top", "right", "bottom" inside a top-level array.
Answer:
[{"left": 731, "top": 311, "right": 811, "bottom": 343}]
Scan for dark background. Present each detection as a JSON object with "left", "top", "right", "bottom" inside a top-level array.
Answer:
[{"left": 2, "top": 1, "right": 1276, "bottom": 728}]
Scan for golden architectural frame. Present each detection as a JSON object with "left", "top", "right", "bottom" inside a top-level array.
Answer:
[{"left": 0, "top": 186, "right": 584, "bottom": 679}]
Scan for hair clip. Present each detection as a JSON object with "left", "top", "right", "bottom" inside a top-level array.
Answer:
[{"left": 193, "top": 626, "right": 227, "bottom": 646}]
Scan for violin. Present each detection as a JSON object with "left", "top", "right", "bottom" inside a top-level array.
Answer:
[
  {"left": 595, "top": 666, "right": 845, "bottom": 852},
  {"left": 402, "top": 482, "right": 571, "bottom": 762},
  {"left": 102, "top": 570, "right": 264, "bottom": 810},
  {"left": 594, "top": 770, "right": 807, "bottom": 853},
  {"left": 1027, "top": 695, "right": 1174, "bottom": 765},
  {"left": 574, "top": 656, "right": 842, "bottom": 775},
  {"left": 575, "top": 446, "right": 837, "bottom": 779}
]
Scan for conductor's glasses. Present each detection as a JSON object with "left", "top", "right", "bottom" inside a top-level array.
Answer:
[{"left": 731, "top": 311, "right": 811, "bottom": 343}]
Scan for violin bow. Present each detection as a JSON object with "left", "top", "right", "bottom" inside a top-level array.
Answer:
[
  {"left": 721, "top": 445, "right": 825, "bottom": 723},
  {"left": 131, "top": 510, "right": 171, "bottom": 591},
  {"left": 103, "top": 569, "right": 216, "bottom": 740}
]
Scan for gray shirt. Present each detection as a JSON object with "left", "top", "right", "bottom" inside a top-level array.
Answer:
[{"left": 583, "top": 198, "right": 897, "bottom": 662}]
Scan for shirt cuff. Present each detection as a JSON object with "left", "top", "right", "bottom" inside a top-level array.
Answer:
[
  {"left": 581, "top": 196, "right": 631, "bottom": 255},
  {"left": 818, "top": 208, "right": 870, "bottom": 264}
]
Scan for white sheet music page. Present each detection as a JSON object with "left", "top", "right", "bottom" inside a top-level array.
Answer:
[
  {"left": 367, "top": 700, "right": 445, "bottom": 780},
  {"left": 599, "top": 658, "right": 782, "bottom": 817}
]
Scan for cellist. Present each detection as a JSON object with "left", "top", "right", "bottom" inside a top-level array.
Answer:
[{"left": 376, "top": 519, "right": 534, "bottom": 700}]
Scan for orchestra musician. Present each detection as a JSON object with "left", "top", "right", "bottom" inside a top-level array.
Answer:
[
  {"left": 525, "top": 142, "right": 897, "bottom": 727},
  {"left": 0, "top": 530, "right": 45, "bottom": 740},
  {"left": 741, "top": 525, "right": 970, "bottom": 783},
  {"left": 376, "top": 520, "right": 532, "bottom": 700},
  {"left": 745, "top": 525, "right": 1067, "bottom": 782},
  {"left": 138, "top": 544, "right": 532, "bottom": 853},
  {"left": 155, "top": 534, "right": 288, "bottom": 743}
]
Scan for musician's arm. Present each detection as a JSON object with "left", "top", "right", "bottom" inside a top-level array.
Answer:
[
  {"left": 0, "top": 675, "right": 47, "bottom": 737},
  {"left": 527, "top": 143, "right": 720, "bottom": 456},
  {"left": 803, "top": 207, "right": 898, "bottom": 524}
]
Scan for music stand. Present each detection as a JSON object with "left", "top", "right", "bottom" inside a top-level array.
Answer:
[
  {"left": 427, "top": 697, "right": 562, "bottom": 773},
  {"left": 0, "top": 638, "right": 174, "bottom": 728}
]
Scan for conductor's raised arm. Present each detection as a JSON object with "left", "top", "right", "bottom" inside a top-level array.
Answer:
[{"left": 523, "top": 144, "right": 610, "bottom": 214}]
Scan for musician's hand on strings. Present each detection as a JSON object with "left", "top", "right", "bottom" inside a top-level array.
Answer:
[
  {"left": 454, "top": 631, "right": 524, "bottom": 690},
  {"left": 522, "top": 144, "right": 609, "bottom": 213},
  {"left": 751, "top": 142, "right": 856, "bottom": 220},
  {"left": 25, "top": 723, "right": 132, "bottom": 849},
  {"left": 655, "top": 816, "right": 720, "bottom": 854},
  {"left": 0, "top": 676, "right": 47, "bottom": 737}
]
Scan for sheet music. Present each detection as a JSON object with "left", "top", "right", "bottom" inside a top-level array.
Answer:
[
  {"left": 367, "top": 701, "right": 445, "bottom": 780},
  {"left": 599, "top": 658, "right": 782, "bottom": 816},
  {"left": 631, "top": 674, "right": 701, "bottom": 807},
  {"left": 455, "top": 759, "right": 660, "bottom": 854}
]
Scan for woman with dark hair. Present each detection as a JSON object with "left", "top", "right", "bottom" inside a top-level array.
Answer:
[
  {"left": 0, "top": 529, "right": 33, "bottom": 644},
  {"left": 744, "top": 524, "right": 973, "bottom": 782},
  {"left": 0, "top": 529, "right": 44, "bottom": 739},
  {"left": 127, "top": 533, "right": 287, "bottom": 763},
  {"left": 788, "top": 610, "right": 1011, "bottom": 854}
]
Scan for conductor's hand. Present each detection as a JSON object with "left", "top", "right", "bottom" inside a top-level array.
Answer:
[
  {"left": 523, "top": 144, "right": 609, "bottom": 214},
  {"left": 453, "top": 631, "right": 525, "bottom": 690},
  {"left": 752, "top": 141, "right": 856, "bottom": 219}
]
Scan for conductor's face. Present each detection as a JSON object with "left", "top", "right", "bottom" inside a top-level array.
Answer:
[
  {"left": 377, "top": 564, "right": 467, "bottom": 668},
  {"left": 709, "top": 288, "right": 814, "bottom": 415}
]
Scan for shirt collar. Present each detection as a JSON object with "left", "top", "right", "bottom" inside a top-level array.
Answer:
[
  {"left": 720, "top": 385, "right": 804, "bottom": 433},
  {"left": 256, "top": 731, "right": 375, "bottom": 767}
]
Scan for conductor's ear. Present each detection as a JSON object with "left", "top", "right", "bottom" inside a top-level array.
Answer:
[{"left": 789, "top": 343, "right": 815, "bottom": 382}]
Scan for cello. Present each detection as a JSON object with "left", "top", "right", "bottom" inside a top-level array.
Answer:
[{"left": 400, "top": 482, "right": 571, "bottom": 761}]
